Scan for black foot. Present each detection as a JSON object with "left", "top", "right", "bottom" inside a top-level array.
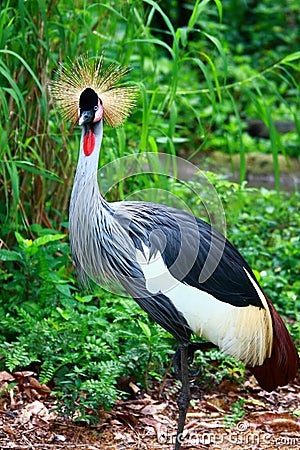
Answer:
[
  {"left": 174, "top": 343, "right": 190, "bottom": 450},
  {"left": 173, "top": 341, "right": 218, "bottom": 450}
]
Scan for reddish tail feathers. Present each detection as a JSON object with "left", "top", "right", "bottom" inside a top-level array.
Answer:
[{"left": 249, "top": 295, "right": 299, "bottom": 392}]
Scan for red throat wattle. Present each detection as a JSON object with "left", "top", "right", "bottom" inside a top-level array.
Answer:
[{"left": 83, "top": 129, "right": 95, "bottom": 156}]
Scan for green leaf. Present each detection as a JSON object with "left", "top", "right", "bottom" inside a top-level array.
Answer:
[
  {"left": 0, "top": 249, "right": 23, "bottom": 262},
  {"left": 281, "top": 51, "right": 300, "bottom": 63},
  {"left": 138, "top": 320, "right": 152, "bottom": 339},
  {"left": 56, "top": 307, "right": 71, "bottom": 320},
  {"left": 15, "top": 232, "right": 36, "bottom": 254},
  {"left": 252, "top": 269, "right": 261, "bottom": 282},
  {"left": 55, "top": 284, "right": 72, "bottom": 297},
  {"left": 33, "top": 234, "right": 66, "bottom": 248},
  {"left": 14, "top": 161, "right": 62, "bottom": 182},
  {"left": 75, "top": 295, "right": 94, "bottom": 304}
]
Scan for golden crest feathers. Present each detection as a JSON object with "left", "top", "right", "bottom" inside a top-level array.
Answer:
[{"left": 50, "top": 54, "right": 138, "bottom": 127}]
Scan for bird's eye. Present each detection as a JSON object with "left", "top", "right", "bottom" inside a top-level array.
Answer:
[{"left": 94, "top": 105, "right": 98, "bottom": 111}]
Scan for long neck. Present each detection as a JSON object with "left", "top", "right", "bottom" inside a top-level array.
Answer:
[{"left": 70, "top": 120, "right": 103, "bottom": 216}]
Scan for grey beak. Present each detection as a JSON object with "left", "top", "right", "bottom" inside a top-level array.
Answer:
[{"left": 79, "top": 109, "right": 94, "bottom": 125}]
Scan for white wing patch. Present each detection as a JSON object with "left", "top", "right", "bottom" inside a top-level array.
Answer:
[
  {"left": 136, "top": 243, "right": 273, "bottom": 367},
  {"left": 136, "top": 244, "right": 180, "bottom": 294}
]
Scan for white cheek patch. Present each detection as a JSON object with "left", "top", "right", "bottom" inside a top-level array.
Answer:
[{"left": 93, "top": 99, "right": 103, "bottom": 123}]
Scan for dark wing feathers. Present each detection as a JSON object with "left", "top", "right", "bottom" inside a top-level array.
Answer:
[
  {"left": 181, "top": 218, "right": 264, "bottom": 308},
  {"left": 135, "top": 293, "right": 192, "bottom": 342},
  {"left": 104, "top": 201, "right": 265, "bottom": 342},
  {"left": 124, "top": 202, "right": 264, "bottom": 309},
  {"left": 110, "top": 202, "right": 299, "bottom": 388}
]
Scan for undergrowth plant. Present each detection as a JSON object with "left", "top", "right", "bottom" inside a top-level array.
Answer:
[
  {"left": 0, "top": 227, "right": 174, "bottom": 417},
  {"left": 0, "top": 0, "right": 299, "bottom": 421},
  {"left": 0, "top": 0, "right": 299, "bottom": 235},
  {"left": 0, "top": 186, "right": 299, "bottom": 420}
]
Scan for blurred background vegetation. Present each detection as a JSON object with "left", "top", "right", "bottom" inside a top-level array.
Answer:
[{"left": 0, "top": 0, "right": 299, "bottom": 421}]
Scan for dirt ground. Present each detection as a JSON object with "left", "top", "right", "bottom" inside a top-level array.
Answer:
[{"left": 0, "top": 369, "right": 299, "bottom": 450}]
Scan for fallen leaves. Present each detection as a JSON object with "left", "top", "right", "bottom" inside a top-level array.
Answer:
[
  {"left": 140, "top": 402, "right": 168, "bottom": 415},
  {"left": 20, "top": 400, "right": 57, "bottom": 426},
  {"left": 0, "top": 371, "right": 14, "bottom": 383},
  {"left": 0, "top": 369, "right": 299, "bottom": 449},
  {"left": 0, "top": 370, "right": 51, "bottom": 410},
  {"left": 202, "top": 397, "right": 229, "bottom": 413},
  {"left": 253, "top": 411, "right": 300, "bottom": 433}
]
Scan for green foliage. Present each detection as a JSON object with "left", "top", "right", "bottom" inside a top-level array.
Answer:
[
  {"left": 0, "top": 229, "right": 173, "bottom": 417},
  {"left": 0, "top": 227, "right": 70, "bottom": 313},
  {"left": 0, "top": 0, "right": 299, "bottom": 422},
  {"left": 225, "top": 188, "right": 300, "bottom": 324},
  {"left": 223, "top": 398, "right": 247, "bottom": 427},
  {"left": 1, "top": 185, "right": 299, "bottom": 420},
  {"left": 0, "top": 0, "right": 299, "bottom": 233},
  {"left": 191, "top": 347, "right": 246, "bottom": 389}
]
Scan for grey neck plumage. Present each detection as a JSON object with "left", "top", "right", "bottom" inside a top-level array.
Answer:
[{"left": 69, "top": 120, "right": 103, "bottom": 218}]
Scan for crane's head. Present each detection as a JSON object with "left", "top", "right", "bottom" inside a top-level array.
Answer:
[
  {"left": 50, "top": 54, "right": 138, "bottom": 128},
  {"left": 78, "top": 88, "right": 103, "bottom": 126}
]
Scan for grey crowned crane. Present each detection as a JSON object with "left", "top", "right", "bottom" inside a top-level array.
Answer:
[{"left": 51, "top": 55, "right": 299, "bottom": 450}]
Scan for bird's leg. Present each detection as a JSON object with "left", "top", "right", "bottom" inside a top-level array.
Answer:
[
  {"left": 172, "top": 347, "right": 182, "bottom": 381},
  {"left": 187, "top": 341, "right": 217, "bottom": 364},
  {"left": 172, "top": 341, "right": 217, "bottom": 449},
  {"left": 174, "top": 343, "right": 190, "bottom": 450},
  {"left": 173, "top": 341, "right": 217, "bottom": 374}
]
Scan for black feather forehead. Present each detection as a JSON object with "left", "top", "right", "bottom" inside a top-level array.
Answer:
[
  {"left": 50, "top": 54, "right": 138, "bottom": 127},
  {"left": 79, "top": 88, "right": 99, "bottom": 110}
]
